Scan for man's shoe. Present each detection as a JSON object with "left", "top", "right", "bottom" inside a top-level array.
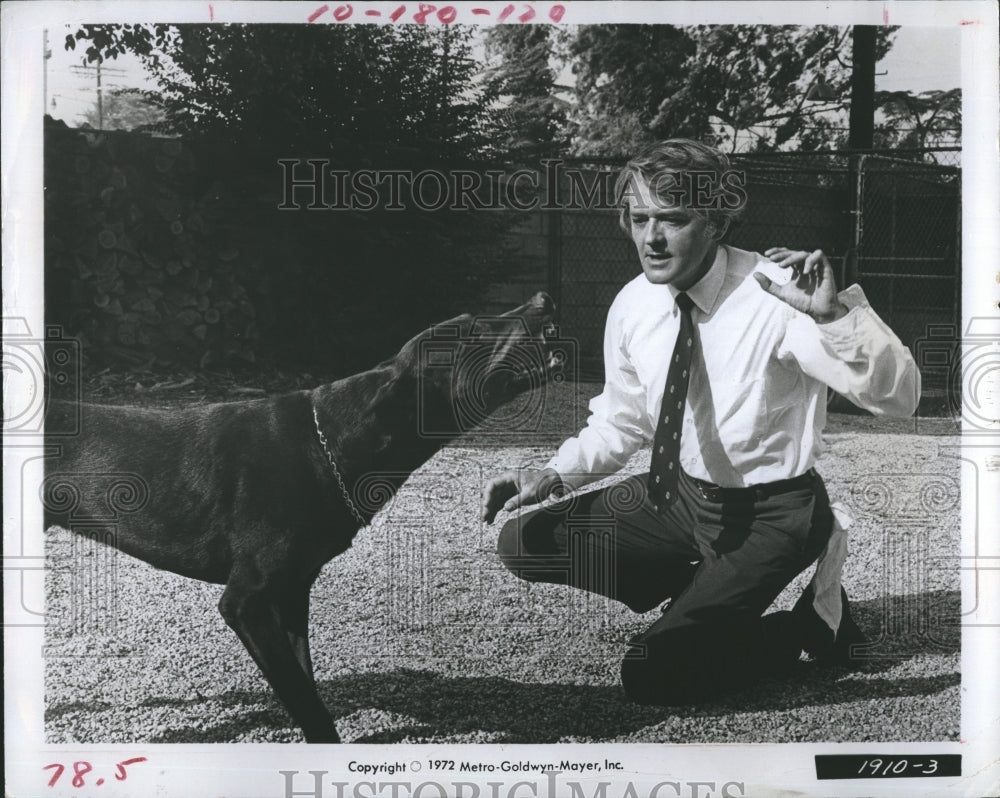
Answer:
[
  {"left": 759, "top": 610, "right": 805, "bottom": 675},
  {"left": 793, "top": 584, "right": 868, "bottom": 666}
]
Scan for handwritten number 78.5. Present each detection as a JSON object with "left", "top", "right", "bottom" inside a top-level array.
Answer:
[{"left": 43, "top": 758, "right": 148, "bottom": 788}]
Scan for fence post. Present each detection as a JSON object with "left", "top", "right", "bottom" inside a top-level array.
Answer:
[
  {"left": 547, "top": 208, "right": 562, "bottom": 323},
  {"left": 845, "top": 153, "right": 866, "bottom": 287}
]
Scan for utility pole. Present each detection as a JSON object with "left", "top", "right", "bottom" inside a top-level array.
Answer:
[
  {"left": 43, "top": 29, "right": 51, "bottom": 113},
  {"left": 69, "top": 62, "right": 124, "bottom": 129},
  {"left": 845, "top": 25, "right": 877, "bottom": 287},
  {"left": 848, "top": 26, "right": 877, "bottom": 150},
  {"left": 97, "top": 59, "right": 103, "bottom": 130}
]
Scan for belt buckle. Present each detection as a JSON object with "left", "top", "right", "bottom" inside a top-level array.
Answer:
[{"left": 699, "top": 482, "right": 719, "bottom": 501}]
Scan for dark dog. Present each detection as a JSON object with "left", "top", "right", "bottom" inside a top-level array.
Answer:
[{"left": 44, "top": 293, "right": 557, "bottom": 743}]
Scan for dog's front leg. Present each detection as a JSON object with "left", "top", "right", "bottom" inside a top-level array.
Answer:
[{"left": 219, "top": 568, "right": 339, "bottom": 743}]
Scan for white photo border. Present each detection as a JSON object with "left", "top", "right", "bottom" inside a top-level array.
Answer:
[{"left": 4, "top": 2, "right": 998, "bottom": 797}]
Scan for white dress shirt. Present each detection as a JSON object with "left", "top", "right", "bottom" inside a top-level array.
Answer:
[{"left": 547, "top": 244, "right": 921, "bottom": 491}]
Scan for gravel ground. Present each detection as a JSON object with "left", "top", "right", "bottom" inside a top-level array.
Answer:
[{"left": 45, "top": 382, "right": 961, "bottom": 744}]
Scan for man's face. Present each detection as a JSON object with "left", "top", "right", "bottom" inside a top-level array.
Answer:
[{"left": 627, "top": 175, "right": 719, "bottom": 290}]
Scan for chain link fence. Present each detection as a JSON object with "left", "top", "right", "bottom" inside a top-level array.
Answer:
[
  {"left": 855, "top": 154, "right": 962, "bottom": 363},
  {"left": 511, "top": 149, "right": 961, "bottom": 385}
]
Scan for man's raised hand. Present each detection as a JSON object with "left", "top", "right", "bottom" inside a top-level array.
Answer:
[
  {"left": 481, "top": 468, "right": 565, "bottom": 524},
  {"left": 755, "top": 248, "right": 849, "bottom": 324}
]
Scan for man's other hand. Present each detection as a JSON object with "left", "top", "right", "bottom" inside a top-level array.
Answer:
[
  {"left": 756, "top": 248, "right": 849, "bottom": 324},
  {"left": 481, "top": 468, "right": 565, "bottom": 524}
]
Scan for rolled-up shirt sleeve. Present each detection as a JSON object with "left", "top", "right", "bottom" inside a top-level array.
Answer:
[
  {"left": 546, "top": 297, "right": 652, "bottom": 490},
  {"left": 779, "top": 284, "right": 921, "bottom": 417}
]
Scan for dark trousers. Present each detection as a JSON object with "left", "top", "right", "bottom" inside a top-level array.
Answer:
[{"left": 496, "top": 469, "right": 835, "bottom": 705}]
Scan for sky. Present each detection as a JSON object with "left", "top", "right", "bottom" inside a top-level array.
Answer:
[
  {"left": 45, "top": 23, "right": 963, "bottom": 129},
  {"left": 878, "top": 26, "right": 962, "bottom": 92}
]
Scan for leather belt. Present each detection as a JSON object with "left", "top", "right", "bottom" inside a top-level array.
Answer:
[{"left": 687, "top": 469, "right": 817, "bottom": 503}]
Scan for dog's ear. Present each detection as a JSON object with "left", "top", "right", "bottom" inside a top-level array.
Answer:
[
  {"left": 370, "top": 429, "right": 394, "bottom": 455},
  {"left": 371, "top": 368, "right": 418, "bottom": 426}
]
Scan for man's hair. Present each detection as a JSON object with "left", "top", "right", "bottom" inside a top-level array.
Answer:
[{"left": 614, "top": 139, "right": 745, "bottom": 238}]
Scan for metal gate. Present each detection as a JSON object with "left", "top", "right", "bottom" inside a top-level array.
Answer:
[{"left": 854, "top": 154, "right": 962, "bottom": 364}]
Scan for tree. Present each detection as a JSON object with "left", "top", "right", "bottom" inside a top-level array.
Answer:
[
  {"left": 493, "top": 24, "right": 898, "bottom": 156},
  {"left": 81, "top": 88, "right": 168, "bottom": 132},
  {"left": 67, "top": 24, "right": 497, "bottom": 160},
  {"left": 874, "top": 88, "right": 961, "bottom": 152},
  {"left": 62, "top": 24, "right": 513, "bottom": 371},
  {"left": 565, "top": 24, "right": 694, "bottom": 156},
  {"left": 483, "top": 26, "right": 568, "bottom": 161}
]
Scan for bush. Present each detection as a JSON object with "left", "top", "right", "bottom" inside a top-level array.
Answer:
[{"left": 45, "top": 119, "right": 260, "bottom": 369}]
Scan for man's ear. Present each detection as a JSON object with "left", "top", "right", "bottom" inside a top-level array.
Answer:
[{"left": 709, "top": 218, "right": 730, "bottom": 241}]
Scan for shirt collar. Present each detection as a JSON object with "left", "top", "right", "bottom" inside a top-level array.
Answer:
[{"left": 670, "top": 245, "right": 727, "bottom": 315}]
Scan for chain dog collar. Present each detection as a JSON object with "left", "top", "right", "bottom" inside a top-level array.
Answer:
[{"left": 312, "top": 405, "right": 367, "bottom": 526}]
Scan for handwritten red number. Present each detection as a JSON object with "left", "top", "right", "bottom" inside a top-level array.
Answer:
[
  {"left": 413, "top": 3, "right": 436, "bottom": 23},
  {"left": 497, "top": 4, "right": 515, "bottom": 21},
  {"left": 307, "top": 4, "right": 330, "bottom": 22},
  {"left": 390, "top": 4, "right": 407, "bottom": 21},
  {"left": 115, "top": 757, "right": 148, "bottom": 781},
  {"left": 44, "top": 758, "right": 146, "bottom": 788},
  {"left": 43, "top": 764, "right": 65, "bottom": 788},
  {"left": 437, "top": 6, "right": 456, "bottom": 23},
  {"left": 518, "top": 5, "right": 535, "bottom": 22},
  {"left": 333, "top": 4, "right": 352, "bottom": 20},
  {"left": 549, "top": 5, "right": 566, "bottom": 22},
  {"left": 72, "top": 762, "right": 93, "bottom": 789}
]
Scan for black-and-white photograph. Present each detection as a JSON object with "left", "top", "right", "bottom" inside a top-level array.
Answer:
[{"left": 4, "top": 2, "right": 998, "bottom": 797}]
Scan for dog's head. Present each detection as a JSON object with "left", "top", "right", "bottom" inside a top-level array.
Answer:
[{"left": 381, "top": 292, "right": 564, "bottom": 440}]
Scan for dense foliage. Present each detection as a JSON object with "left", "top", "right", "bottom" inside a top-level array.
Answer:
[
  {"left": 57, "top": 24, "right": 514, "bottom": 372},
  {"left": 45, "top": 121, "right": 262, "bottom": 368},
  {"left": 487, "top": 24, "right": 908, "bottom": 156},
  {"left": 873, "top": 88, "right": 962, "bottom": 151},
  {"left": 483, "top": 26, "right": 569, "bottom": 160},
  {"left": 55, "top": 23, "right": 959, "bottom": 371}
]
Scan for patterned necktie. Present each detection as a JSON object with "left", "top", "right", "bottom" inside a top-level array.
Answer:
[{"left": 648, "top": 292, "right": 695, "bottom": 513}]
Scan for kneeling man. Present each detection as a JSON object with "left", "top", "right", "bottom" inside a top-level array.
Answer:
[{"left": 482, "top": 139, "right": 920, "bottom": 705}]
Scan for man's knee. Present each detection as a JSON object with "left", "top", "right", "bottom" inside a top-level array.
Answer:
[
  {"left": 495, "top": 516, "right": 523, "bottom": 573},
  {"left": 620, "top": 624, "right": 719, "bottom": 706},
  {"left": 496, "top": 511, "right": 571, "bottom": 587},
  {"left": 619, "top": 619, "right": 779, "bottom": 706},
  {"left": 496, "top": 513, "right": 553, "bottom": 580},
  {"left": 621, "top": 644, "right": 708, "bottom": 706}
]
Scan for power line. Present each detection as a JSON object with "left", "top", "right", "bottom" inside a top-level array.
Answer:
[
  {"left": 61, "top": 62, "right": 134, "bottom": 129},
  {"left": 50, "top": 94, "right": 98, "bottom": 106}
]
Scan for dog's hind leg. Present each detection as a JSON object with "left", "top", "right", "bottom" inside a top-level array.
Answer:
[{"left": 219, "top": 565, "right": 339, "bottom": 743}]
